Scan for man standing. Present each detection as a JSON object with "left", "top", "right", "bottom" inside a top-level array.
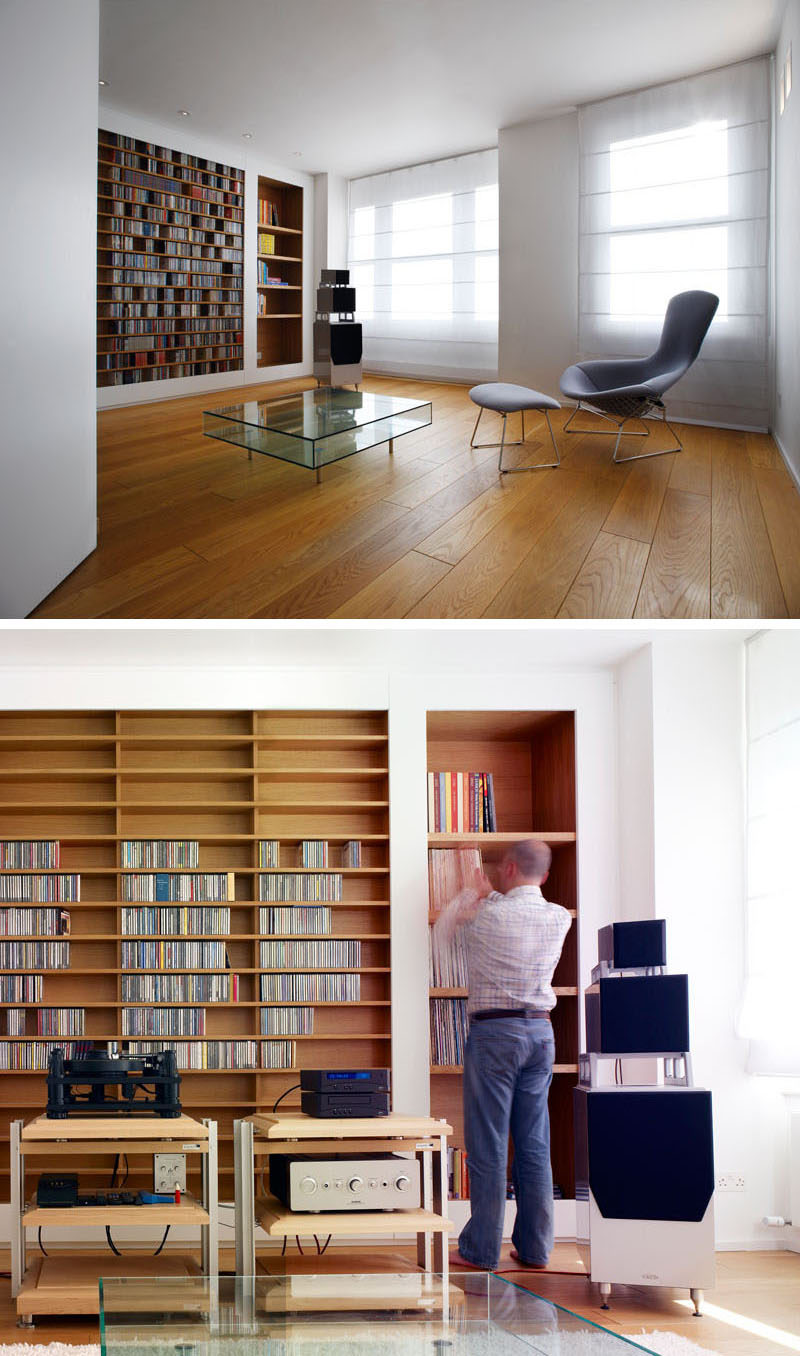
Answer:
[{"left": 433, "top": 839, "right": 571, "bottom": 1271}]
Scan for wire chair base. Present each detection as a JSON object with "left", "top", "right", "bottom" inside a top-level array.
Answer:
[{"left": 563, "top": 402, "right": 683, "bottom": 462}]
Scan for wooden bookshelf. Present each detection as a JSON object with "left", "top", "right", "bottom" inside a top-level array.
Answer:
[
  {"left": 426, "top": 709, "right": 578, "bottom": 1200},
  {"left": 97, "top": 131, "right": 244, "bottom": 388},
  {"left": 0, "top": 709, "right": 390, "bottom": 1202},
  {"left": 257, "top": 175, "right": 303, "bottom": 367}
]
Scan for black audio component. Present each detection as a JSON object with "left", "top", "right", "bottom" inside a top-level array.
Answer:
[
  {"left": 585, "top": 974, "right": 690, "bottom": 1054},
  {"left": 320, "top": 269, "right": 350, "bottom": 286},
  {"left": 301, "top": 1089, "right": 391, "bottom": 1118},
  {"left": 328, "top": 286, "right": 356, "bottom": 313},
  {"left": 597, "top": 920, "right": 667, "bottom": 971},
  {"left": 329, "top": 323, "right": 363, "bottom": 365},
  {"left": 46, "top": 1046, "right": 181, "bottom": 1118},
  {"left": 37, "top": 1174, "right": 78, "bottom": 1207},
  {"left": 300, "top": 1069, "right": 390, "bottom": 1094}
]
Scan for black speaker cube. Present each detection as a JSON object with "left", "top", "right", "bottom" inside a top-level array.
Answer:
[
  {"left": 330, "top": 323, "right": 362, "bottom": 365},
  {"left": 574, "top": 1087, "right": 713, "bottom": 1221},
  {"left": 585, "top": 974, "right": 689, "bottom": 1054},
  {"left": 597, "top": 919, "right": 667, "bottom": 970}
]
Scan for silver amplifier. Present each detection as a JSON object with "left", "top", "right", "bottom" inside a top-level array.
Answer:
[{"left": 271, "top": 1153, "right": 421, "bottom": 1211}]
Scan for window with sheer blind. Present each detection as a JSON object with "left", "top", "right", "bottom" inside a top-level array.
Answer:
[
  {"left": 348, "top": 148, "right": 498, "bottom": 381},
  {"left": 578, "top": 57, "right": 770, "bottom": 429}
]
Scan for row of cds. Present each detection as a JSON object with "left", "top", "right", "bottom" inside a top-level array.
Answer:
[
  {"left": 120, "top": 940, "right": 227, "bottom": 969},
  {"left": 0, "top": 875, "right": 80, "bottom": 903},
  {"left": 122, "top": 1007, "right": 205, "bottom": 1036},
  {"left": 121, "top": 873, "right": 233, "bottom": 902},
  {"left": 430, "top": 997, "right": 468, "bottom": 1067},
  {"left": 259, "top": 940, "right": 361, "bottom": 969},
  {"left": 259, "top": 906, "right": 331, "bottom": 936},
  {"left": 5, "top": 1010, "right": 26, "bottom": 1035},
  {"left": 299, "top": 841, "right": 329, "bottom": 868},
  {"left": 0, "top": 842, "right": 60, "bottom": 869},
  {"left": 259, "top": 841, "right": 280, "bottom": 868},
  {"left": 260, "top": 1007, "right": 314, "bottom": 1035},
  {"left": 0, "top": 975, "right": 43, "bottom": 1002},
  {"left": 0, "top": 908, "right": 70, "bottom": 937},
  {"left": 120, "top": 840, "right": 200, "bottom": 868},
  {"left": 0, "top": 1041, "right": 82, "bottom": 1071},
  {"left": 261, "top": 1040, "right": 296, "bottom": 1069},
  {"left": 120, "top": 906, "right": 231, "bottom": 936},
  {"left": 127, "top": 1040, "right": 257, "bottom": 1070},
  {"left": 36, "top": 1008, "right": 85, "bottom": 1037},
  {"left": 121, "top": 973, "right": 238, "bottom": 1002},
  {"left": 258, "top": 873, "right": 343, "bottom": 902},
  {"left": 0, "top": 942, "right": 70, "bottom": 970},
  {"left": 260, "top": 973, "right": 361, "bottom": 1002}
]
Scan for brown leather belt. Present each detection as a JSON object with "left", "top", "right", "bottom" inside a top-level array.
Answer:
[{"left": 471, "top": 1008, "right": 551, "bottom": 1021}]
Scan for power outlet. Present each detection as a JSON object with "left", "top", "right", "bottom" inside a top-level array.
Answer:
[
  {"left": 154, "top": 1153, "right": 186, "bottom": 1194},
  {"left": 717, "top": 1172, "right": 746, "bottom": 1192}
]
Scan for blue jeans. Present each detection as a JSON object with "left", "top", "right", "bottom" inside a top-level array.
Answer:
[{"left": 458, "top": 1017, "right": 555, "bottom": 1269}]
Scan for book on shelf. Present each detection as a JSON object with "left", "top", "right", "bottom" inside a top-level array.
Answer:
[
  {"left": 0, "top": 940, "right": 69, "bottom": 970},
  {"left": 0, "top": 875, "right": 79, "bottom": 903},
  {"left": 260, "top": 905, "right": 331, "bottom": 935},
  {"left": 260, "top": 972, "right": 360, "bottom": 1002},
  {"left": 428, "top": 847, "right": 483, "bottom": 916},
  {"left": 121, "top": 972, "right": 237, "bottom": 1002},
  {"left": 258, "top": 873, "right": 342, "bottom": 902},
  {"left": 259, "top": 939, "right": 361, "bottom": 969},
  {"left": 258, "top": 232, "right": 276, "bottom": 255},
  {"left": 427, "top": 772, "right": 496, "bottom": 832},
  {"left": 120, "top": 939, "right": 228, "bottom": 970},
  {"left": 0, "top": 841, "right": 60, "bottom": 869},
  {"left": 0, "top": 907, "right": 70, "bottom": 936},
  {"left": 260, "top": 1006, "right": 314, "bottom": 1035},
  {"left": 429, "top": 996, "right": 467, "bottom": 1067},
  {"left": 447, "top": 1146, "right": 470, "bottom": 1201},
  {"left": 259, "top": 840, "right": 280, "bottom": 868},
  {"left": 261, "top": 1039, "right": 296, "bottom": 1070},
  {"left": 120, "top": 840, "right": 200, "bottom": 868},
  {"left": 120, "top": 872, "right": 234, "bottom": 902},
  {"left": 126, "top": 1039, "right": 258, "bottom": 1070},
  {"left": 120, "top": 905, "right": 231, "bottom": 935}
]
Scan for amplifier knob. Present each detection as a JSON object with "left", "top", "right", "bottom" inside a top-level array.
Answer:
[
  {"left": 299, "top": 1176, "right": 317, "bottom": 1194},
  {"left": 395, "top": 1175, "right": 411, "bottom": 1191},
  {"left": 348, "top": 1176, "right": 364, "bottom": 1192}
]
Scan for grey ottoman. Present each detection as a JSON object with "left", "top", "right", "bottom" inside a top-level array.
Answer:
[{"left": 469, "top": 383, "right": 561, "bottom": 473}]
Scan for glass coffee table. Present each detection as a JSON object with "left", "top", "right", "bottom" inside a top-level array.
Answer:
[
  {"left": 203, "top": 388, "right": 432, "bottom": 482},
  {"left": 99, "top": 1273, "right": 658, "bottom": 1356}
]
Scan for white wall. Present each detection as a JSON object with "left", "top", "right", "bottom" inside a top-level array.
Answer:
[
  {"left": 498, "top": 113, "right": 579, "bottom": 400},
  {"left": 773, "top": 0, "right": 800, "bottom": 483},
  {"left": 615, "top": 645, "right": 655, "bottom": 922},
  {"left": 313, "top": 172, "right": 349, "bottom": 282},
  {"left": 0, "top": 0, "right": 99, "bottom": 618},
  {"left": 96, "top": 107, "right": 315, "bottom": 409},
  {"left": 643, "top": 634, "right": 797, "bottom": 1248}
]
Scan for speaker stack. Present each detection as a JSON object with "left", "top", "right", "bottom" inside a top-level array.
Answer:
[
  {"left": 313, "top": 268, "right": 363, "bottom": 388},
  {"left": 574, "top": 920, "right": 715, "bottom": 1314}
]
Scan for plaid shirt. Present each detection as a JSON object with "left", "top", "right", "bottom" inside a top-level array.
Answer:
[{"left": 434, "top": 884, "right": 572, "bottom": 1016}]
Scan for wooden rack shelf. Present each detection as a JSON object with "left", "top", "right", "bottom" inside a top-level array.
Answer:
[
  {"left": 426, "top": 709, "right": 579, "bottom": 1201},
  {"left": 0, "top": 708, "right": 390, "bottom": 1198},
  {"left": 257, "top": 174, "right": 303, "bottom": 367}
]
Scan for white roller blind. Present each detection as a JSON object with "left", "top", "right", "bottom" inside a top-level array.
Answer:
[
  {"left": 348, "top": 148, "right": 498, "bottom": 381},
  {"left": 740, "top": 631, "right": 800, "bottom": 1075},
  {"left": 578, "top": 58, "right": 770, "bottom": 429}
]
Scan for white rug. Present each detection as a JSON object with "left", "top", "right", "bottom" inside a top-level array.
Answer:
[{"left": 0, "top": 1335, "right": 720, "bottom": 1356}]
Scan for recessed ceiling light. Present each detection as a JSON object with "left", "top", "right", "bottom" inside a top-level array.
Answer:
[
  {"left": 98, "top": 79, "right": 109, "bottom": 87},
  {"left": 178, "top": 109, "right": 191, "bottom": 118},
  {"left": 242, "top": 132, "right": 254, "bottom": 140},
  {"left": 292, "top": 151, "right": 302, "bottom": 157}
]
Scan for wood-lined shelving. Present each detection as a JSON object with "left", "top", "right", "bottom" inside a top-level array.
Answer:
[
  {"left": 97, "top": 131, "right": 244, "bottom": 387},
  {"left": 426, "top": 709, "right": 579, "bottom": 1200},
  {"left": 256, "top": 175, "right": 303, "bottom": 366},
  {"left": 0, "top": 709, "right": 389, "bottom": 1201}
]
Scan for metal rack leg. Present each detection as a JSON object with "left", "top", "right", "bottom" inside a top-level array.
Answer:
[
  {"left": 234, "top": 1120, "right": 255, "bottom": 1279},
  {"left": 417, "top": 1145, "right": 434, "bottom": 1275},
  {"left": 599, "top": 1282, "right": 611, "bottom": 1309},
  {"left": 690, "top": 1288, "right": 703, "bottom": 1316},
  {"left": 202, "top": 1119, "right": 219, "bottom": 1279},
  {"left": 10, "top": 1120, "right": 24, "bottom": 1298}
]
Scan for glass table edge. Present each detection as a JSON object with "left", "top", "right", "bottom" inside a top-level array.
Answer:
[
  {"left": 202, "top": 394, "right": 432, "bottom": 442},
  {"left": 496, "top": 1274, "right": 661, "bottom": 1354}
]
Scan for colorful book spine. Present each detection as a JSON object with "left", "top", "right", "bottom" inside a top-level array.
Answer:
[
  {"left": 258, "top": 232, "right": 276, "bottom": 254},
  {"left": 426, "top": 772, "right": 497, "bottom": 832}
]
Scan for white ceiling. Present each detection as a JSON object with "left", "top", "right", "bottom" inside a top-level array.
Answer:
[
  {"left": 0, "top": 626, "right": 754, "bottom": 674},
  {"left": 99, "top": 0, "right": 783, "bottom": 178}
]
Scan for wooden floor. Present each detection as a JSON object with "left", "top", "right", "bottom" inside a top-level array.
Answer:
[
  {"left": 0, "top": 1244, "right": 798, "bottom": 1354},
  {"left": 31, "top": 375, "right": 800, "bottom": 619}
]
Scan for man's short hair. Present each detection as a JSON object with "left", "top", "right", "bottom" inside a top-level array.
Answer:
[{"left": 508, "top": 839, "right": 552, "bottom": 881}]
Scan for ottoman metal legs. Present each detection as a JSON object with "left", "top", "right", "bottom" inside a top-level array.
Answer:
[{"left": 470, "top": 406, "right": 561, "bottom": 473}]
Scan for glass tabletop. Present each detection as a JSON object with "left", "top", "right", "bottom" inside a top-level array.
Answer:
[
  {"left": 202, "top": 388, "right": 432, "bottom": 470},
  {"left": 99, "top": 1273, "right": 658, "bottom": 1356}
]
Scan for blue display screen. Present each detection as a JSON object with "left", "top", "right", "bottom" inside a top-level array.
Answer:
[{"left": 328, "top": 1071, "right": 369, "bottom": 1080}]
